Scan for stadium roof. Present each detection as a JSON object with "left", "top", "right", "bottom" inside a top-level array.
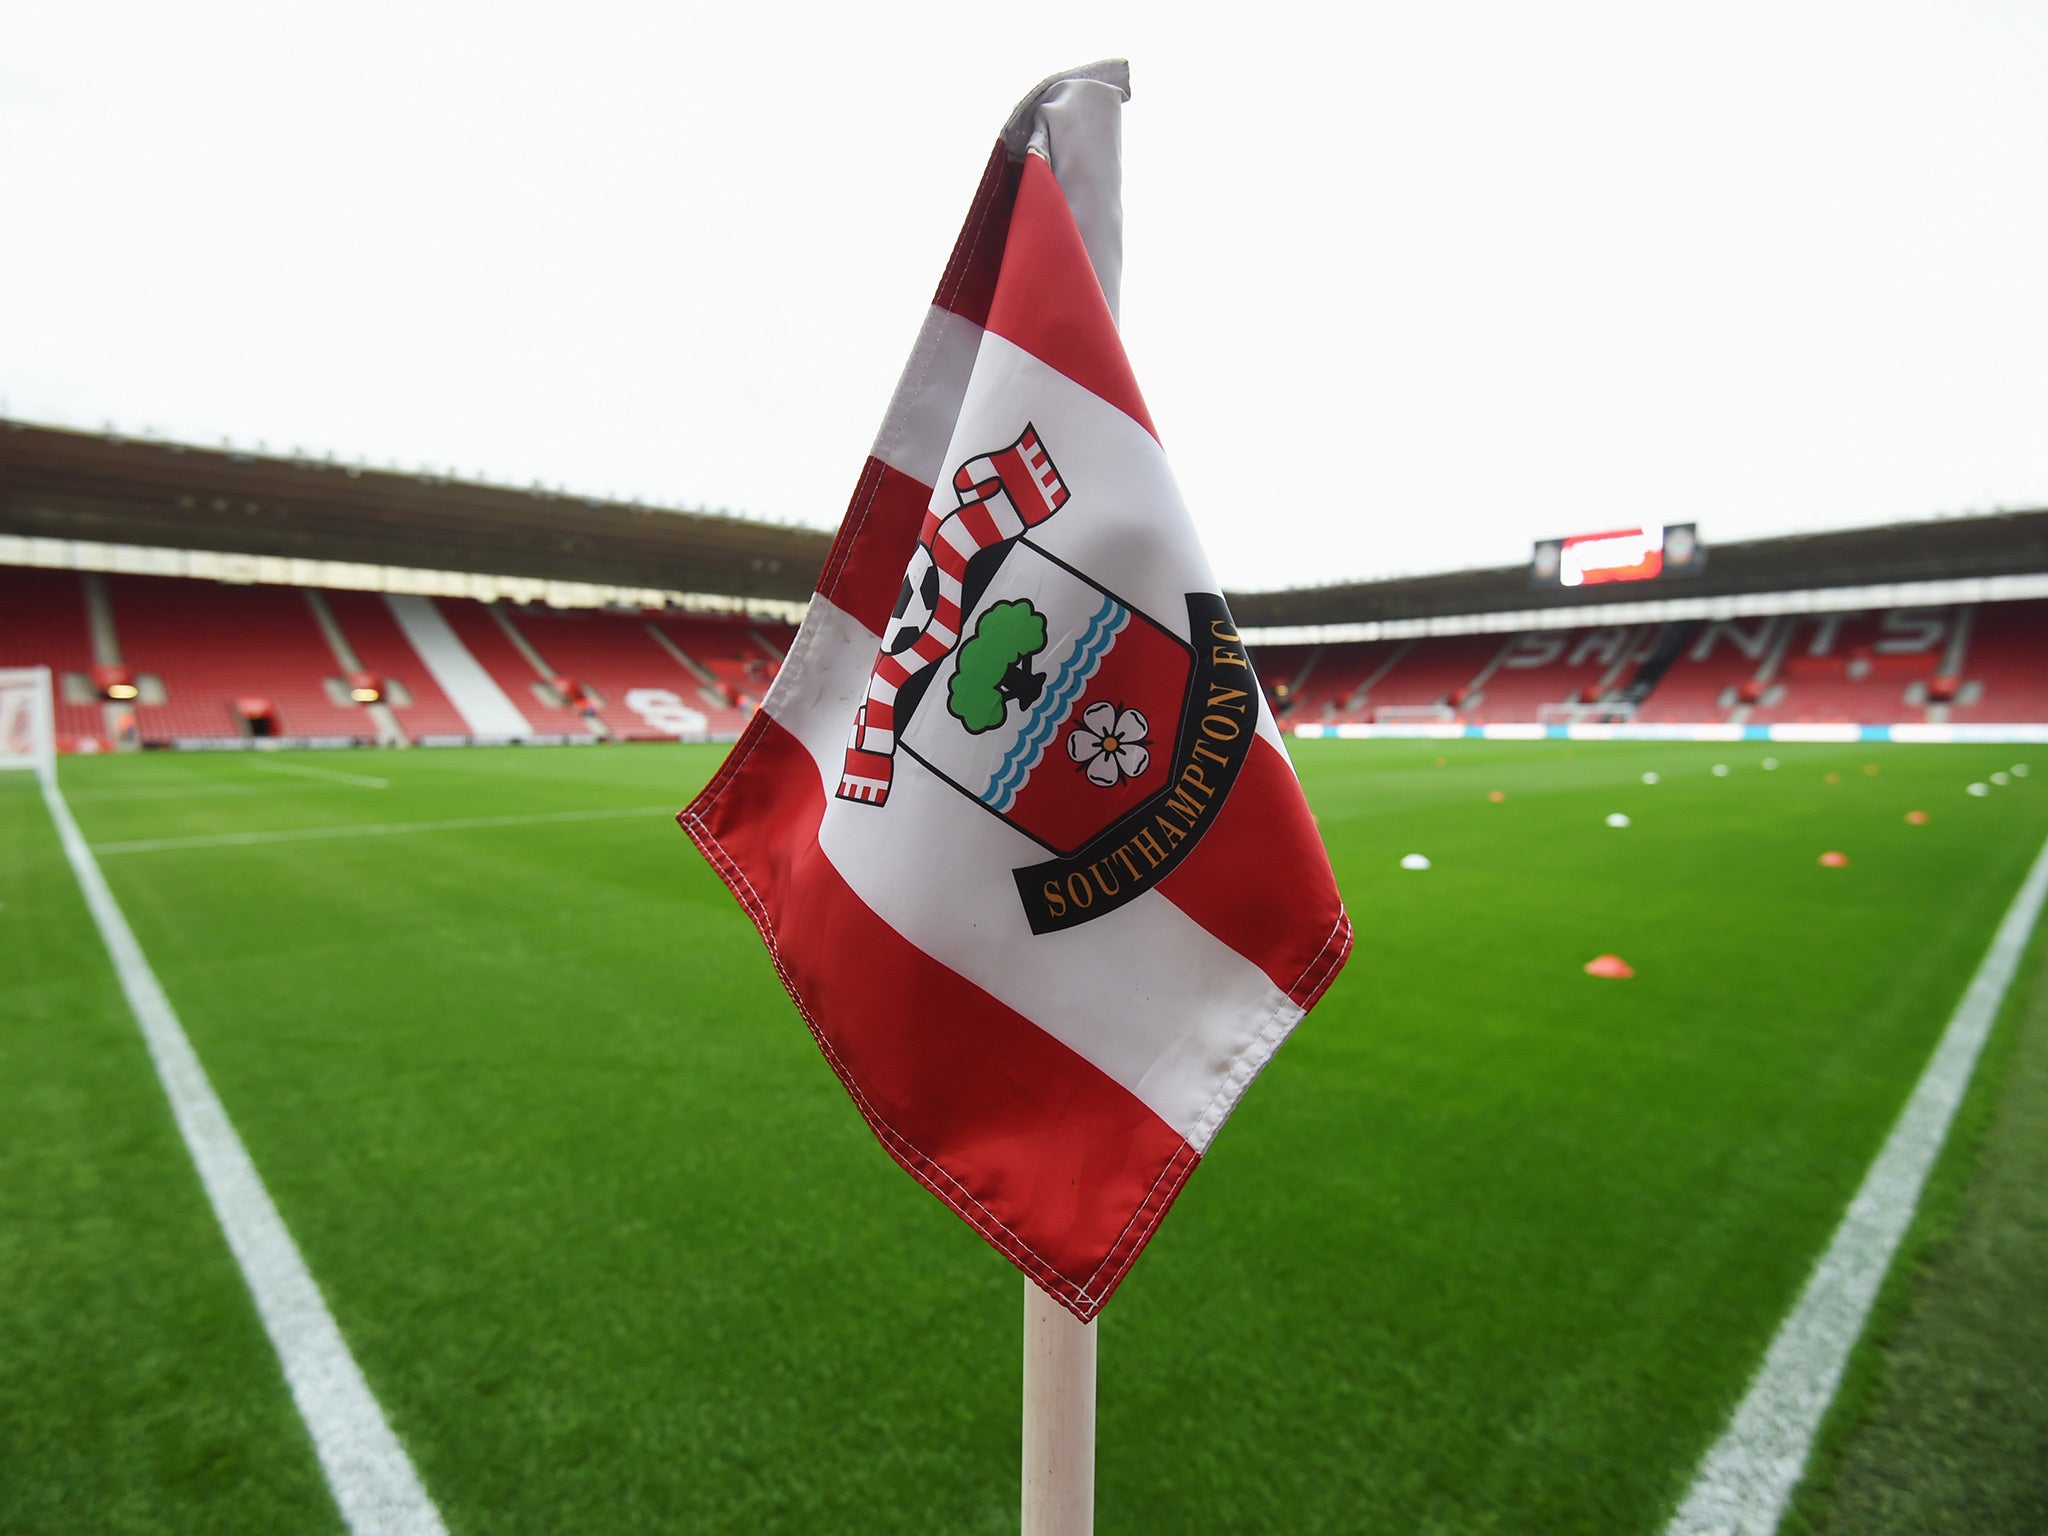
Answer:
[
  {"left": 0, "top": 419, "right": 834, "bottom": 605},
  {"left": 1224, "top": 508, "right": 2048, "bottom": 629}
]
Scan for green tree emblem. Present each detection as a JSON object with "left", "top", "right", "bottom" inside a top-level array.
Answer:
[{"left": 947, "top": 600, "right": 1048, "bottom": 733}]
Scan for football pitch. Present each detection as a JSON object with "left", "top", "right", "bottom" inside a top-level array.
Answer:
[{"left": 4, "top": 738, "right": 2044, "bottom": 1534}]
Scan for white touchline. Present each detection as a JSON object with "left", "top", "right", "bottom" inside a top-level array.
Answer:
[
  {"left": 1665, "top": 830, "right": 2048, "bottom": 1536},
  {"left": 248, "top": 760, "right": 392, "bottom": 789},
  {"left": 37, "top": 768, "right": 448, "bottom": 1536},
  {"left": 92, "top": 803, "right": 682, "bottom": 856}
]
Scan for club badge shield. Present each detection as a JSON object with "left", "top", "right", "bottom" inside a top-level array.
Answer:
[{"left": 838, "top": 423, "right": 1258, "bottom": 932}]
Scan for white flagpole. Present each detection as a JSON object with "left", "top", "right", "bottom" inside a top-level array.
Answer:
[{"left": 1022, "top": 1279, "right": 1098, "bottom": 1536}]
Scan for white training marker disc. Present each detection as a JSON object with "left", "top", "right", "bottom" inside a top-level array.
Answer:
[
  {"left": 1712, "top": 764, "right": 1729, "bottom": 777},
  {"left": 2014, "top": 764, "right": 2031, "bottom": 778},
  {"left": 1968, "top": 783, "right": 1990, "bottom": 797},
  {"left": 1991, "top": 772, "right": 2011, "bottom": 786},
  {"left": 1762, "top": 757, "right": 1779, "bottom": 770},
  {"left": 1606, "top": 812, "right": 1631, "bottom": 828},
  {"left": 1641, "top": 771, "right": 1660, "bottom": 785},
  {"left": 1400, "top": 853, "right": 1431, "bottom": 871}
]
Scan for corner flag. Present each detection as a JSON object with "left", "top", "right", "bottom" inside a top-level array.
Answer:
[{"left": 680, "top": 61, "right": 1351, "bottom": 1320}]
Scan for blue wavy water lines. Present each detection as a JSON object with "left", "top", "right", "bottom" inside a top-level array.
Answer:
[{"left": 983, "top": 597, "right": 1128, "bottom": 813}]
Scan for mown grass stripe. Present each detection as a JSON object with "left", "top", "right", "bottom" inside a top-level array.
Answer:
[
  {"left": 92, "top": 803, "right": 681, "bottom": 855},
  {"left": 1665, "top": 829, "right": 2048, "bottom": 1536},
  {"left": 248, "top": 760, "right": 392, "bottom": 789},
  {"left": 38, "top": 768, "right": 448, "bottom": 1536}
]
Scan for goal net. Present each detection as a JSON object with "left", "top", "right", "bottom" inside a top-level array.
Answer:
[{"left": 0, "top": 667, "right": 56, "bottom": 778}]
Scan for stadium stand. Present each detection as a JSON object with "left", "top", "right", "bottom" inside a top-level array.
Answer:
[
  {"left": 1949, "top": 599, "right": 2048, "bottom": 723},
  {"left": 1357, "top": 633, "right": 1505, "bottom": 720},
  {"left": 0, "top": 566, "right": 105, "bottom": 743},
  {"left": 432, "top": 600, "right": 598, "bottom": 737},
  {"left": 5, "top": 558, "right": 2046, "bottom": 745},
  {"left": 1744, "top": 609, "right": 1951, "bottom": 726},
  {"left": 495, "top": 603, "right": 733, "bottom": 740},
  {"left": 106, "top": 575, "right": 370, "bottom": 743},
  {"left": 646, "top": 611, "right": 790, "bottom": 734},
  {"left": 1264, "top": 602, "right": 2041, "bottom": 731},
  {"left": 1462, "top": 625, "right": 1657, "bottom": 724},
  {"left": 1248, "top": 643, "right": 1320, "bottom": 719},
  {"left": 319, "top": 590, "right": 473, "bottom": 740},
  {"left": 1285, "top": 639, "right": 1409, "bottom": 723},
  {"left": 1626, "top": 618, "right": 1782, "bottom": 725}
]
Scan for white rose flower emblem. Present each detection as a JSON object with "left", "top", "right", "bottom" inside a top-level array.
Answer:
[{"left": 1067, "top": 701, "right": 1151, "bottom": 788}]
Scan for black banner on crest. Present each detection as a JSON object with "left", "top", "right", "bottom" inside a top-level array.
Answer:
[{"left": 1013, "top": 593, "right": 1256, "bottom": 934}]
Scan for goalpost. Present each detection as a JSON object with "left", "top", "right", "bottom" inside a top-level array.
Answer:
[
  {"left": 0, "top": 667, "right": 57, "bottom": 780},
  {"left": 1536, "top": 699, "right": 1638, "bottom": 726}
]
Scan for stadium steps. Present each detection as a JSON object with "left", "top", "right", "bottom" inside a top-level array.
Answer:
[
  {"left": 434, "top": 601, "right": 595, "bottom": 737},
  {"left": 643, "top": 624, "right": 720, "bottom": 687},
  {"left": 1939, "top": 602, "right": 1976, "bottom": 680},
  {"left": 304, "top": 591, "right": 408, "bottom": 744},
  {"left": 1269, "top": 644, "right": 1322, "bottom": 721},
  {"left": 641, "top": 624, "right": 739, "bottom": 721},
  {"left": 1926, "top": 602, "right": 1978, "bottom": 724},
  {"left": 1364, "top": 633, "right": 1502, "bottom": 718},
  {"left": 503, "top": 606, "right": 728, "bottom": 739},
  {"left": 649, "top": 613, "right": 785, "bottom": 733},
  {"left": 1613, "top": 620, "right": 1697, "bottom": 711},
  {"left": 483, "top": 604, "right": 613, "bottom": 738},
  {"left": 78, "top": 573, "right": 134, "bottom": 743},
  {"left": 1345, "top": 639, "right": 1414, "bottom": 718},
  {"left": 1241, "top": 643, "right": 1321, "bottom": 720},
  {"left": 1731, "top": 612, "right": 1800, "bottom": 723},
  {"left": 324, "top": 591, "right": 479, "bottom": 741},
  {"left": 1283, "top": 644, "right": 1323, "bottom": 702}
]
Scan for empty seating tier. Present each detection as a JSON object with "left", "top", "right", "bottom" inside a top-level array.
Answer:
[
  {"left": 106, "top": 575, "right": 369, "bottom": 743},
  {"left": 0, "top": 567, "right": 105, "bottom": 742},
  {"left": 1949, "top": 600, "right": 2048, "bottom": 723},
  {"left": 5, "top": 564, "right": 2045, "bottom": 744}
]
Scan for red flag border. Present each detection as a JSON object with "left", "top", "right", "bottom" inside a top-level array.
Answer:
[{"left": 680, "top": 713, "right": 1206, "bottom": 1320}]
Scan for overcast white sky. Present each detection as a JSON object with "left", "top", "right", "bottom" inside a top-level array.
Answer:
[{"left": 4, "top": 2, "right": 2045, "bottom": 591}]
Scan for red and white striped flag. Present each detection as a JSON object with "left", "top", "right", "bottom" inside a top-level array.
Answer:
[{"left": 680, "top": 62, "right": 1351, "bottom": 1320}]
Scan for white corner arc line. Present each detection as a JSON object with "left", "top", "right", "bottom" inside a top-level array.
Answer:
[
  {"left": 91, "top": 803, "right": 681, "bottom": 856},
  {"left": 38, "top": 768, "right": 448, "bottom": 1536},
  {"left": 1665, "top": 830, "right": 2048, "bottom": 1536},
  {"left": 248, "top": 760, "right": 391, "bottom": 789}
]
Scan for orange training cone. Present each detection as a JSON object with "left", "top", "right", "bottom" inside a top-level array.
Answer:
[
  {"left": 1905, "top": 810, "right": 1928, "bottom": 825},
  {"left": 1584, "top": 954, "right": 1636, "bottom": 979},
  {"left": 1819, "top": 850, "right": 1850, "bottom": 867}
]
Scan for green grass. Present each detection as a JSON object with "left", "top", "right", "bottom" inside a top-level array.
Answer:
[
  {"left": 3, "top": 739, "right": 2043, "bottom": 1532},
  {"left": 0, "top": 773, "right": 338, "bottom": 1534},
  {"left": 1785, "top": 920, "right": 2048, "bottom": 1535}
]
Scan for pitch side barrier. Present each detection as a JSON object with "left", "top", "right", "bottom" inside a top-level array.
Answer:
[{"left": 1293, "top": 722, "right": 2048, "bottom": 744}]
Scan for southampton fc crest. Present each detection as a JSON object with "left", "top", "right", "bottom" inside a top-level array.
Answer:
[{"left": 838, "top": 423, "right": 1258, "bottom": 932}]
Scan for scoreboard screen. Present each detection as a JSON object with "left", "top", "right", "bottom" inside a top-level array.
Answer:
[{"left": 1530, "top": 523, "right": 1703, "bottom": 588}]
